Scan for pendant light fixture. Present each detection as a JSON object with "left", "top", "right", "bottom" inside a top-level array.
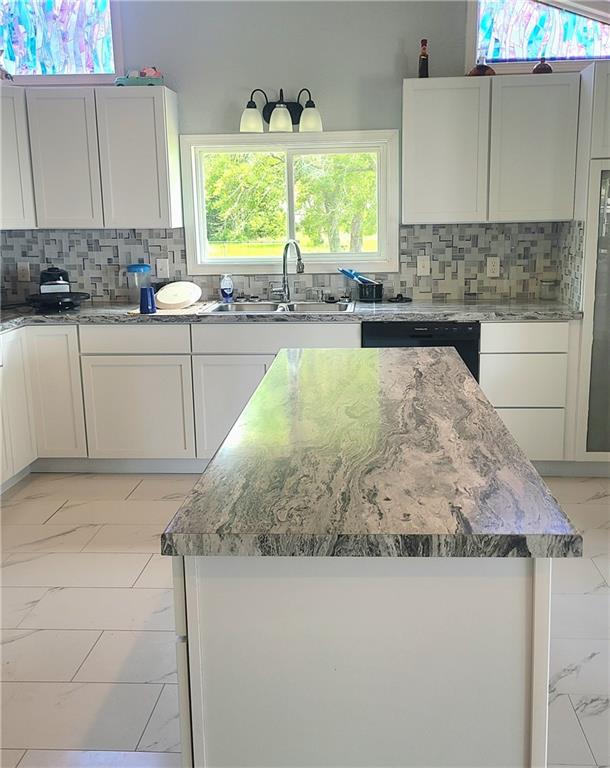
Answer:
[{"left": 239, "top": 87, "right": 323, "bottom": 133}]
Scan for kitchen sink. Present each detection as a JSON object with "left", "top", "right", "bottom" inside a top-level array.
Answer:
[{"left": 207, "top": 301, "right": 354, "bottom": 314}]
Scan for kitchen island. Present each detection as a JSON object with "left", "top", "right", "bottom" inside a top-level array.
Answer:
[{"left": 163, "top": 347, "right": 581, "bottom": 768}]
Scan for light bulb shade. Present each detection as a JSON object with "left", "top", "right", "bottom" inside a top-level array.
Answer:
[
  {"left": 240, "top": 105, "right": 263, "bottom": 133},
  {"left": 269, "top": 104, "right": 293, "bottom": 132},
  {"left": 299, "top": 105, "right": 323, "bottom": 132}
]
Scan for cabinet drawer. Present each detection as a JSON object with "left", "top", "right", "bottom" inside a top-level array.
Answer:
[
  {"left": 480, "top": 322, "right": 568, "bottom": 353},
  {"left": 479, "top": 353, "right": 567, "bottom": 407},
  {"left": 79, "top": 325, "right": 191, "bottom": 354},
  {"left": 496, "top": 408, "right": 565, "bottom": 461},
  {"left": 191, "top": 323, "right": 361, "bottom": 355}
]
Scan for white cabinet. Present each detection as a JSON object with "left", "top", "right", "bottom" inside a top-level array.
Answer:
[
  {"left": 192, "top": 354, "right": 275, "bottom": 458},
  {"left": 192, "top": 323, "right": 361, "bottom": 355},
  {"left": 591, "top": 62, "right": 610, "bottom": 159},
  {"left": 26, "top": 87, "right": 103, "bottom": 228},
  {"left": 496, "top": 408, "right": 565, "bottom": 462},
  {"left": 0, "top": 86, "right": 36, "bottom": 229},
  {"left": 28, "top": 327, "right": 87, "bottom": 458},
  {"left": 402, "top": 77, "right": 490, "bottom": 224},
  {"left": 480, "top": 353, "right": 567, "bottom": 408},
  {"left": 489, "top": 74, "right": 579, "bottom": 222},
  {"left": 95, "top": 87, "right": 182, "bottom": 228},
  {"left": 0, "top": 368, "right": 14, "bottom": 485},
  {"left": 2, "top": 330, "right": 37, "bottom": 478},
  {"left": 81, "top": 355, "right": 195, "bottom": 459}
]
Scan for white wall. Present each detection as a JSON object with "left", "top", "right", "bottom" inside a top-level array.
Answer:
[{"left": 119, "top": 1, "right": 468, "bottom": 134}]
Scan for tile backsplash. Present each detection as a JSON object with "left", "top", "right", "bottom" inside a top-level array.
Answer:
[{"left": 1, "top": 221, "right": 584, "bottom": 308}]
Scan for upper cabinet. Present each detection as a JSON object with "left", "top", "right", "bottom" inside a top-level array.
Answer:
[
  {"left": 402, "top": 78, "right": 490, "bottom": 224},
  {"left": 0, "top": 86, "right": 36, "bottom": 229},
  {"left": 591, "top": 62, "right": 610, "bottom": 159},
  {"left": 22, "top": 85, "right": 181, "bottom": 230},
  {"left": 489, "top": 74, "right": 579, "bottom": 222},
  {"left": 95, "top": 87, "right": 182, "bottom": 228},
  {"left": 26, "top": 87, "right": 104, "bottom": 228},
  {"left": 402, "top": 73, "right": 580, "bottom": 225}
]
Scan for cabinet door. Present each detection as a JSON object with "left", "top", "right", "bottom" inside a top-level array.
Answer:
[
  {"left": 192, "top": 354, "right": 275, "bottom": 458},
  {"left": 95, "top": 87, "right": 182, "bottom": 228},
  {"left": 591, "top": 62, "right": 610, "bottom": 159},
  {"left": 489, "top": 74, "right": 579, "bottom": 222},
  {"left": 0, "top": 87, "right": 36, "bottom": 229},
  {"left": 402, "top": 77, "right": 490, "bottom": 224},
  {"left": 28, "top": 326, "right": 87, "bottom": 458},
  {"left": 26, "top": 87, "right": 103, "bottom": 228},
  {"left": 81, "top": 355, "right": 195, "bottom": 459},
  {"left": 496, "top": 408, "right": 565, "bottom": 461},
  {"left": 3, "top": 330, "right": 37, "bottom": 474},
  {"left": 479, "top": 353, "right": 567, "bottom": 408},
  {"left": 0, "top": 367, "right": 14, "bottom": 485}
]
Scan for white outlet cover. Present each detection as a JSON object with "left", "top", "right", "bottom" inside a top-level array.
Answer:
[
  {"left": 486, "top": 256, "right": 500, "bottom": 278},
  {"left": 416, "top": 252, "right": 431, "bottom": 277},
  {"left": 156, "top": 258, "right": 170, "bottom": 279}
]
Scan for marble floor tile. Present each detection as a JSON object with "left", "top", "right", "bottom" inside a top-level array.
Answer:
[
  {"left": 583, "top": 527, "right": 610, "bottom": 559},
  {"left": 17, "top": 751, "right": 181, "bottom": 768},
  {"left": 552, "top": 557, "right": 609, "bottom": 594},
  {"left": 1, "top": 629, "right": 101, "bottom": 682},
  {"left": 20, "top": 587, "right": 175, "bottom": 632},
  {"left": 8, "top": 474, "right": 144, "bottom": 502},
  {"left": 562, "top": 503, "right": 610, "bottom": 534},
  {"left": 550, "top": 639, "right": 610, "bottom": 697},
  {"left": 551, "top": 595, "right": 610, "bottom": 639},
  {"left": 48, "top": 500, "right": 181, "bottom": 527},
  {"left": 138, "top": 685, "right": 180, "bottom": 753},
  {"left": 0, "top": 498, "right": 69, "bottom": 525},
  {"left": 1, "top": 525, "right": 100, "bottom": 554},
  {"left": 134, "top": 555, "right": 173, "bottom": 589},
  {"left": 547, "top": 694, "right": 596, "bottom": 765},
  {"left": 74, "top": 631, "right": 177, "bottom": 684},
  {"left": 1, "top": 682, "right": 162, "bottom": 751},
  {"left": 127, "top": 475, "right": 199, "bottom": 502},
  {"left": 1, "top": 553, "right": 152, "bottom": 588},
  {"left": 572, "top": 695, "right": 610, "bottom": 764},
  {"left": 82, "top": 525, "right": 163, "bottom": 554},
  {"left": 0, "top": 750, "right": 25, "bottom": 768},
  {"left": 545, "top": 477, "right": 610, "bottom": 506},
  {"left": 1, "top": 587, "right": 49, "bottom": 629}
]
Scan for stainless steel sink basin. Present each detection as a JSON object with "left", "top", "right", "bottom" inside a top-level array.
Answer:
[{"left": 207, "top": 301, "right": 354, "bottom": 314}]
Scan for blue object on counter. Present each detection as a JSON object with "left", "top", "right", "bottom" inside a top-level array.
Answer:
[
  {"left": 140, "top": 286, "right": 157, "bottom": 314},
  {"left": 127, "top": 264, "right": 152, "bottom": 273},
  {"left": 337, "top": 268, "right": 379, "bottom": 285}
]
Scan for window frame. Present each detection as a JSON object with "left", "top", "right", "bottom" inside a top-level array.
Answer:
[
  {"left": 180, "top": 130, "right": 399, "bottom": 276},
  {"left": 7, "top": 0, "right": 123, "bottom": 84},
  {"left": 465, "top": 0, "right": 610, "bottom": 74}
]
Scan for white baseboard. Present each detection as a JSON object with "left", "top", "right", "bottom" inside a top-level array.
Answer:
[
  {"left": 0, "top": 463, "right": 36, "bottom": 496},
  {"left": 534, "top": 460, "right": 610, "bottom": 478},
  {"left": 31, "top": 458, "right": 209, "bottom": 474}
]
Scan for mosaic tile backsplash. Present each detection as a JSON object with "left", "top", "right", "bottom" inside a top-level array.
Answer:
[{"left": 1, "top": 221, "right": 583, "bottom": 308}]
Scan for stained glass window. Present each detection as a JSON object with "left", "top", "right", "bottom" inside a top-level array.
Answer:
[
  {"left": 0, "top": 0, "right": 115, "bottom": 76},
  {"left": 478, "top": 0, "right": 610, "bottom": 62}
]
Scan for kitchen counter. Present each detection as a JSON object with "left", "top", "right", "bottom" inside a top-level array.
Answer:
[
  {"left": 0, "top": 298, "right": 582, "bottom": 332},
  {"left": 162, "top": 347, "right": 581, "bottom": 558}
]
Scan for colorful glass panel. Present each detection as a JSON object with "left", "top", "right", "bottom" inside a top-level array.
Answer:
[
  {"left": 0, "top": 0, "right": 115, "bottom": 76},
  {"left": 478, "top": 0, "right": 610, "bottom": 62}
]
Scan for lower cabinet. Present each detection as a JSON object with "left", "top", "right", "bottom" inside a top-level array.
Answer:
[
  {"left": 192, "top": 354, "right": 275, "bottom": 459},
  {"left": 81, "top": 355, "right": 196, "bottom": 459},
  {"left": 28, "top": 326, "right": 87, "bottom": 457},
  {"left": 496, "top": 408, "right": 565, "bottom": 461},
  {"left": 1, "top": 329, "right": 37, "bottom": 479},
  {"left": 0, "top": 368, "right": 14, "bottom": 484}
]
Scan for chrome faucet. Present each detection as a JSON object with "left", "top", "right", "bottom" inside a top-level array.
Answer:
[{"left": 279, "top": 239, "right": 304, "bottom": 303}]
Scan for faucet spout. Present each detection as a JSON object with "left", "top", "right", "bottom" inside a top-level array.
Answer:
[{"left": 281, "top": 239, "right": 304, "bottom": 303}]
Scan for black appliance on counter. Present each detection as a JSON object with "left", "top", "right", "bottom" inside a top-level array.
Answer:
[
  {"left": 26, "top": 266, "right": 90, "bottom": 313},
  {"left": 362, "top": 321, "right": 481, "bottom": 381}
]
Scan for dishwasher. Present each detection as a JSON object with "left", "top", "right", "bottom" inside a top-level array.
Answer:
[{"left": 361, "top": 321, "right": 481, "bottom": 381}]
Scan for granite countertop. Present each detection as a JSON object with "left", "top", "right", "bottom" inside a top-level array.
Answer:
[
  {"left": 0, "top": 299, "right": 582, "bottom": 332},
  {"left": 162, "top": 347, "right": 582, "bottom": 559}
]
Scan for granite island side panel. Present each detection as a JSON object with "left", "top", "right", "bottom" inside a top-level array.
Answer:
[{"left": 162, "top": 347, "right": 581, "bottom": 558}]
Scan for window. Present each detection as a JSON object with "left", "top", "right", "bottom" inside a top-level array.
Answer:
[
  {"left": 0, "top": 0, "right": 119, "bottom": 79},
  {"left": 476, "top": 0, "right": 610, "bottom": 63},
  {"left": 181, "top": 131, "right": 399, "bottom": 275}
]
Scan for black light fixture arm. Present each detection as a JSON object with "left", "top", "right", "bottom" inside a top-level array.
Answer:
[
  {"left": 247, "top": 86, "right": 315, "bottom": 126},
  {"left": 247, "top": 88, "right": 269, "bottom": 108},
  {"left": 297, "top": 88, "right": 316, "bottom": 108}
]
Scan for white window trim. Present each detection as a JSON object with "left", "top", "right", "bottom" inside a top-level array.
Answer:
[
  {"left": 180, "top": 130, "right": 399, "bottom": 276},
  {"left": 465, "top": 0, "right": 609, "bottom": 75},
  {"left": 9, "top": 1, "right": 124, "bottom": 85}
]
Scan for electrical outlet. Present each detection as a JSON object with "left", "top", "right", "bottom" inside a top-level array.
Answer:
[
  {"left": 156, "top": 258, "right": 170, "bottom": 279},
  {"left": 17, "top": 263, "right": 30, "bottom": 282},
  {"left": 486, "top": 256, "right": 500, "bottom": 278},
  {"left": 416, "top": 251, "right": 431, "bottom": 277}
]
